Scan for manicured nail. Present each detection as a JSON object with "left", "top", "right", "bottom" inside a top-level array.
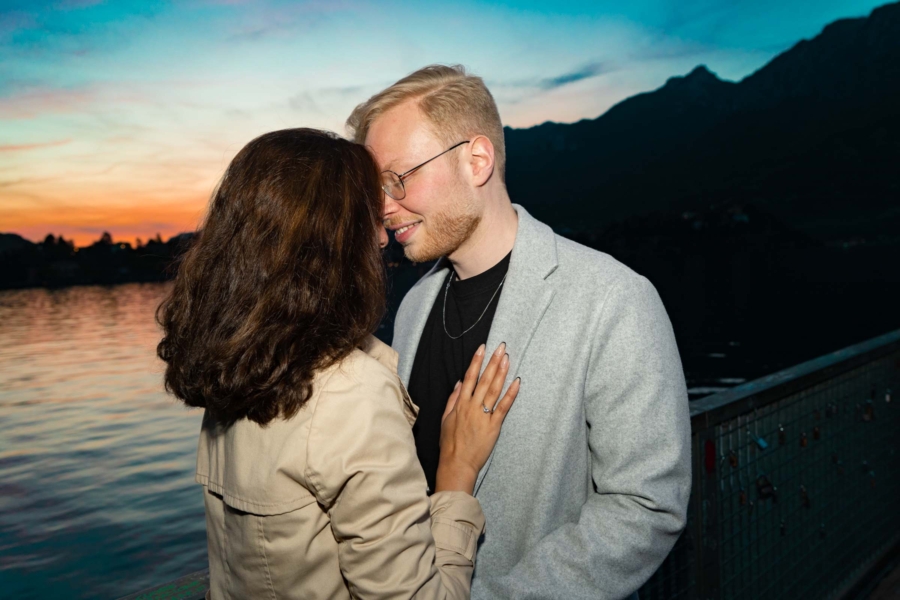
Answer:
[
  {"left": 501, "top": 353, "right": 509, "bottom": 368},
  {"left": 477, "top": 344, "right": 486, "bottom": 356},
  {"left": 454, "top": 380, "right": 461, "bottom": 390},
  {"left": 495, "top": 342, "right": 506, "bottom": 356},
  {"left": 514, "top": 377, "right": 521, "bottom": 386}
]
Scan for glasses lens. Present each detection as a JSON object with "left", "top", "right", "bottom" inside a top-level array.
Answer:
[{"left": 381, "top": 171, "right": 404, "bottom": 200}]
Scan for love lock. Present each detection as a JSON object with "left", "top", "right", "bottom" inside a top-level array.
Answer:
[
  {"left": 863, "top": 401, "right": 875, "bottom": 422},
  {"left": 728, "top": 450, "right": 738, "bottom": 469},
  {"left": 800, "top": 485, "right": 811, "bottom": 509},
  {"left": 747, "top": 429, "right": 769, "bottom": 451},
  {"left": 757, "top": 475, "right": 778, "bottom": 502},
  {"left": 800, "top": 432, "right": 809, "bottom": 448}
]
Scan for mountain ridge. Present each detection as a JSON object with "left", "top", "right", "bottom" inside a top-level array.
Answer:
[{"left": 504, "top": 1, "right": 900, "bottom": 240}]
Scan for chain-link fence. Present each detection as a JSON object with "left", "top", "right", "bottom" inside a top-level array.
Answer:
[{"left": 640, "top": 330, "right": 900, "bottom": 600}]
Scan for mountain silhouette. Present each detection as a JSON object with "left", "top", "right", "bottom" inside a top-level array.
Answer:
[{"left": 505, "top": 1, "right": 900, "bottom": 241}]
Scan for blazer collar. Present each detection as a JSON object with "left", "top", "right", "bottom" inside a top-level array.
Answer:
[
  {"left": 394, "top": 204, "right": 558, "bottom": 386},
  {"left": 390, "top": 204, "right": 559, "bottom": 493},
  {"left": 474, "top": 204, "right": 557, "bottom": 493}
]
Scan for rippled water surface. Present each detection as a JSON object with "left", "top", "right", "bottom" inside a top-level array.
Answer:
[{"left": 0, "top": 284, "right": 206, "bottom": 600}]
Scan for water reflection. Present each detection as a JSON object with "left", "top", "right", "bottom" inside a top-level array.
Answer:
[{"left": 0, "top": 283, "right": 206, "bottom": 600}]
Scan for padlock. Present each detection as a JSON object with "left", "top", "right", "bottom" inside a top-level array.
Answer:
[
  {"left": 863, "top": 401, "right": 875, "bottom": 422},
  {"left": 748, "top": 429, "right": 769, "bottom": 451},
  {"left": 778, "top": 425, "right": 786, "bottom": 445},
  {"left": 813, "top": 426, "right": 821, "bottom": 441},
  {"left": 800, "top": 432, "right": 809, "bottom": 448},
  {"left": 739, "top": 489, "right": 748, "bottom": 506},
  {"left": 728, "top": 450, "right": 738, "bottom": 468},
  {"left": 757, "top": 475, "right": 777, "bottom": 501}
]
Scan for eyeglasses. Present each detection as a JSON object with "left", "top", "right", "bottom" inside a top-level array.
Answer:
[{"left": 381, "top": 140, "right": 469, "bottom": 201}]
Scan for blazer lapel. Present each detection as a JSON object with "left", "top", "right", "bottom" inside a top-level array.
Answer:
[
  {"left": 475, "top": 204, "right": 558, "bottom": 495},
  {"left": 393, "top": 259, "right": 449, "bottom": 386}
]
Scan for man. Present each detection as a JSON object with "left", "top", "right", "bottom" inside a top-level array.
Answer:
[{"left": 347, "top": 65, "right": 691, "bottom": 600}]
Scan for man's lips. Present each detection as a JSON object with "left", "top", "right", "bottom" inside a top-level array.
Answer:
[{"left": 390, "top": 221, "right": 421, "bottom": 244}]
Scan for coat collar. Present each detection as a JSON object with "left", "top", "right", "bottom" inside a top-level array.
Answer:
[
  {"left": 359, "top": 334, "right": 400, "bottom": 373},
  {"left": 359, "top": 335, "right": 419, "bottom": 427}
]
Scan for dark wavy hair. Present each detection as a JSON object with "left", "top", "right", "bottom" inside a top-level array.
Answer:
[{"left": 157, "top": 128, "right": 386, "bottom": 426}]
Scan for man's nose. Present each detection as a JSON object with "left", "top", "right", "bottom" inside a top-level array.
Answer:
[{"left": 382, "top": 193, "right": 400, "bottom": 220}]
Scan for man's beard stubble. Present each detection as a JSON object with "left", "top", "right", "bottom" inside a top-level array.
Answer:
[{"left": 403, "top": 195, "right": 481, "bottom": 263}]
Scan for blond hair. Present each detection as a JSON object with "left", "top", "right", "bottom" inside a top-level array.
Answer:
[{"left": 347, "top": 64, "right": 506, "bottom": 181}]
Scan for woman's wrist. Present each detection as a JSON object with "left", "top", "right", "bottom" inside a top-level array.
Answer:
[{"left": 434, "top": 461, "right": 478, "bottom": 494}]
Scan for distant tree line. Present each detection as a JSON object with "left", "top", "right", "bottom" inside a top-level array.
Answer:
[{"left": 0, "top": 231, "right": 195, "bottom": 290}]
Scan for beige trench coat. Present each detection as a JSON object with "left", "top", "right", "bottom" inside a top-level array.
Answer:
[{"left": 196, "top": 336, "right": 485, "bottom": 599}]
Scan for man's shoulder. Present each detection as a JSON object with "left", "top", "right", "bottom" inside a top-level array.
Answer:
[{"left": 552, "top": 233, "right": 647, "bottom": 291}]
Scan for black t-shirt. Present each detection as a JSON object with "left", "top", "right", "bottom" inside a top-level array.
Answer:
[{"left": 408, "top": 252, "right": 512, "bottom": 493}]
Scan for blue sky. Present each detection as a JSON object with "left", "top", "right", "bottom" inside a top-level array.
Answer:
[{"left": 0, "top": 0, "right": 890, "bottom": 244}]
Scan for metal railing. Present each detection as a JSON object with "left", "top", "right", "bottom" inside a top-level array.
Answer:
[
  {"left": 122, "top": 330, "right": 900, "bottom": 600},
  {"left": 639, "top": 329, "right": 900, "bottom": 600}
]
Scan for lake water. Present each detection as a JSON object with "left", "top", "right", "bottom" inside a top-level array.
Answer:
[
  {"left": 0, "top": 283, "right": 206, "bottom": 600},
  {"left": 2, "top": 277, "right": 887, "bottom": 599}
]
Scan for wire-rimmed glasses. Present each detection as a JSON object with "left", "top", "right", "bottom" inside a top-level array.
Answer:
[{"left": 381, "top": 140, "right": 470, "bottom": 201}]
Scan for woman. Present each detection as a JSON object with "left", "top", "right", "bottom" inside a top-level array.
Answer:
[{"left": 157, "top": 128, "right": 519, "bottom": 599}]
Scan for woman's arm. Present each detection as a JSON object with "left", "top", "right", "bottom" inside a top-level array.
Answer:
[
  {"left": 306, "top": 344, "right": 518, "bottom": 599},
  {"left": 306, "top": 364, "right": 481, "bottom": 599}
]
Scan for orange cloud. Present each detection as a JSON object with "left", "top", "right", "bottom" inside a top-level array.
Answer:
[
  {"left": 1, "top": 197, "right": 208, "bottom": 248},
  {"left": 0, "top": 139, "right": 72, "bottom": 152}
]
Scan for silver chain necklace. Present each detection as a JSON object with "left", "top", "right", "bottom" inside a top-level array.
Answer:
[{"left": 442, "top": 271, "right": 507, "bottom": 340}]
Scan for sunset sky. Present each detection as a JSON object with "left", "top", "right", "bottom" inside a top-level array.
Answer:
[{"left": 1, "top": 0, "right": 888, "bottom": 247}]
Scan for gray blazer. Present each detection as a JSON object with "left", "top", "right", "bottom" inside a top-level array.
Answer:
[{"left": 392, "top": 205, "right": 692, "bottom": 600}]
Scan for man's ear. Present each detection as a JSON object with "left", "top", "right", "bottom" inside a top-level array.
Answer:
[{"left": 468, "top": 135, "right": 495, "bottom": 187}]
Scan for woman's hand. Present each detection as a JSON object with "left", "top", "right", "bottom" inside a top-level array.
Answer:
[{"left": 435, "top": 343, "right": 520, "bottom": 494}]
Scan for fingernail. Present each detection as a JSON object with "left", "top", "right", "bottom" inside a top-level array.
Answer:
[
  {"left": 515, "top": 377, "right": 521, "bottom": 385},
  {"left": 495, "top": 342, "right": 506, "bottom": 356},
  {"left": 501, "top": 353, "right": 509, "bottom": 368},
  {"left": 477, "top": 344, "right": 486, "bottom": 356},
  {"left": 454, "top": 380, "right": 461, "bottom": 390}
]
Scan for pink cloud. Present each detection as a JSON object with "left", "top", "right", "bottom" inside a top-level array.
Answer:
[
  {"left": 0, "top": 139, "right": 73, "bottom": 153},
  {"left": 0, "top": 83, "right": 146, "bottom": 119}
]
